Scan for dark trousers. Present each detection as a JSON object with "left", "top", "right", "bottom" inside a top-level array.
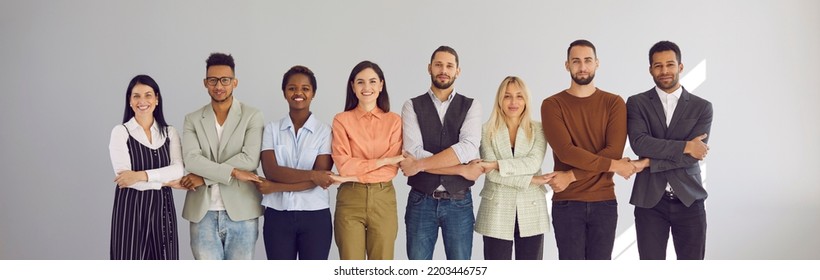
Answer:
[
  {"left": 635, "top": 196, "right": 706, "bottom": 260},
  {"left": 483, "top": 215, "right": 544, "bottom": 260},
  {"left": 263, "top": 207, "right": 332, "bottom": 260},
  {"left": 552, "top": 200, "right": 618, "bottom": 260}
]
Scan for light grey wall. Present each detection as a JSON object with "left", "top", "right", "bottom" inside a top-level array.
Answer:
[{"left": 1, "top": 0, "right": 818, "bottom": 259}]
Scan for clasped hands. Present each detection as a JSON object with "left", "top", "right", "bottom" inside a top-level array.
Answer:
[{"left": 172, "top": 169, "right": 263, "bottom": 191}]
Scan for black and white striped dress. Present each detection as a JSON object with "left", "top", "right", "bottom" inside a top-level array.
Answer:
[{"left": 110, "top": 126, "right": 178, "bottom": 260}]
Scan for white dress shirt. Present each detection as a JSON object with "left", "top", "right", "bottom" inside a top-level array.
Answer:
[
  {"left": 108, "top": 117, "right": 183, "bottom": 191},
  {"left": 656, "top": 85, "right": 683, "bottom": 193}
]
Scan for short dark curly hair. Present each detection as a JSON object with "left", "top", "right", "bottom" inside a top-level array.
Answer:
[
  {"left": 206, "top": 52, "right": 235, "bottom": 73},
  {"left": 281, "top": 65, "right": 317, "bottom": 94}
]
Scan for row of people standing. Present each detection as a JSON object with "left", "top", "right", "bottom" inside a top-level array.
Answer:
[{"left": 108, "top": 40, "right": 712, "bottom": 260}]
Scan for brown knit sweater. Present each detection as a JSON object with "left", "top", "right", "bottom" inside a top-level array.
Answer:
[{"left": 540, "top": 89, "right": 627, "bottom": 202}]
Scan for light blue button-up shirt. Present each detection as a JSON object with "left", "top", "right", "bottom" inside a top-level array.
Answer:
[{"left": 260, "top": 113, "right": 332, "bottom": 211}]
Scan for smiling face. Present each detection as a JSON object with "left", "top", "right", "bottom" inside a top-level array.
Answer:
[
  {"left": 283, "top": 73, "right": 314, "bottom": 111},
  {"left": 566, "top": 45, "right": 599, "bottom": 86},
  {"left": 428, "top": 51, "right": 460, "bottom": 90},
  {"left": 650, "top": 50, "right": 684, "bottom": 93},
  {"left": 204, "top": 65, "right": 237, "bottom": 103},
  {"left": 350, "top": 67, "right": 383, "bottom": 109},
  {"left": 501, "top": 82, "right": 526, "bottom": 120},
  {"left": 130, "top": 83, "right": 157, "bottom": 118}
]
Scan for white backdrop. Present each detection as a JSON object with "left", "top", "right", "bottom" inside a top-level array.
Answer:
[{"left": 1, "top": 0, "right": 819, "bottom": 260}]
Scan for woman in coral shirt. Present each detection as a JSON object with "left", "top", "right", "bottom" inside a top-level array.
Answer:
[{"left": 331, "top": 61, "right": 404, "bottom": 260}]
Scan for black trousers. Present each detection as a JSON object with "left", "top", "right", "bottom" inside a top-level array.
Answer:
[
  {"left": 263, "top": 207, "right": 332, "bottom": 260},
  {"left": 635, "top": 196, "right": 706, "bottom": 260},
  {"left": 552, "top": 200, "right": 618, "bottom": 260},
  {"left": 482, "top": 215, "right": 544, "bottom": 260}
]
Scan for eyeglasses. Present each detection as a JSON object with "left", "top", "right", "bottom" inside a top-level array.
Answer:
[{"left": 205, "top": 76, "right": 235, "bottom": 86}]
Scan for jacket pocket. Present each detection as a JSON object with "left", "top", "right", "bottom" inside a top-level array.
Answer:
[
  {"left": 686, "top": 165, "right": 701, "bottom": 175},
  {"left": 479, "top": 185, "right": 496, "bottom": 200}
]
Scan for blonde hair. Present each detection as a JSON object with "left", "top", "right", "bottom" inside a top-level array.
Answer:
[{"left": 486, "top": 76, "right": 534, "bottom": 141}]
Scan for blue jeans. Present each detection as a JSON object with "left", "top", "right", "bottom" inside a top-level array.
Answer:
[
  {"left": 552, "top": 200, "right": 618, "bottom": 260},
  {"left": 405, "top": 189, "right": 475, "bottom": 260},
  {"left": 190, "top": 210, "right": 259, "bottom": 260}
]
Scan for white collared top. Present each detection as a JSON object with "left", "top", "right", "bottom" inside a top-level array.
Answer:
[
  {"left": 260, "top": 113, "right": 332, "bottom": 211},
  {"left": 108, "top": 117, "right": 183, "bottom": 191}
]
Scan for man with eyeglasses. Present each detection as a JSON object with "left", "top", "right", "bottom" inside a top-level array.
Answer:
[{"left": 179, "top": 52, "right": 265, "bottom": 259}]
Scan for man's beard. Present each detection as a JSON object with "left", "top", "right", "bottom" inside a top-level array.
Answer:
[
  {"left": 431, "top": 75, "right": 456, "bottom": 89},
  {"left": 653, "top": 74, "right": 679, "bottom": 91},
  {"left": 571, "top": 72, "right": 595, "bottom": 86}
]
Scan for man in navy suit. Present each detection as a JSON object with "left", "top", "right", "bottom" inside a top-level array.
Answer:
[{"left": 626, "top": 41, "right": 713, "bottom": 260}]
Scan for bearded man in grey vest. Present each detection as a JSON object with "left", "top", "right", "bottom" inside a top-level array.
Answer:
[{"left": 399, "top": 46, "right": 484, "bottom": 260}]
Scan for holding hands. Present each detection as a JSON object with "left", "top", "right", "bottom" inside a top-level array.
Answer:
[
  {"left": 311, "top": 170, "right": 335, "bottom": 189},
  {"left": 232, "top": 168, "right": 263, "bottom": 183},
  {"left": 459, "top": 160, "right": 485, "bottom": 181},
  {"left": 545, "top": 171, "right": 576, "bottom": 193},
  {"left": 179, "top": 173, "right": 205, "bottom": 191},
  {"left": 398, "top": 151, "right": 422, "bottom": 177}
]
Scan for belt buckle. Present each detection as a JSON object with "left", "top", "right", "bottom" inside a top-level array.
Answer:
[
  {"left": 431, "top": 191, "right": 449, "bottom": 200},
  {"left": 665, "top": 191, "right": 676, "bottom": 200}
]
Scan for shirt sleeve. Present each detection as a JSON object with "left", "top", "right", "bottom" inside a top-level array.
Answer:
[
  {"left": 450, "top": 100, "right": 482, "bottom": 164},
  {"left": 109, "top": 125, "right": 162, "bottom": 191},
  {"left": 318, "top": 124, "right": 332, "bottom": 155},
  {"left": 261, "top": 121, "right": 276, "bottom": 152},
  {"left": 331, "top": 115, "right": 378, "bottom": 177},
  {"left": 401, "top": 99, "right": 434, "bottom": 159}
]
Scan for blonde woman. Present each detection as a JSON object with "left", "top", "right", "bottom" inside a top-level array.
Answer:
[{"left": 475, "top": 76, "right": 552, "bottom": 260}]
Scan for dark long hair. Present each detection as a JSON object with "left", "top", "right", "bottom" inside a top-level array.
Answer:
[
  {"left": 344, "top": 61, "right": 390, "bottom": 112},
  {"left": 122, "top": 74, "right": 169, "bottom": 137}
]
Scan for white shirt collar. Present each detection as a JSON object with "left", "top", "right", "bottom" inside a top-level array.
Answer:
[
  {"left": 125, "top": 117, "right": 159, "bottom": 134},
  {"left": 427, "top": 88, "right": 457, "bottom": 103},
  {"left": 655, "top": 85, "right": 682, "bottom": 100}
]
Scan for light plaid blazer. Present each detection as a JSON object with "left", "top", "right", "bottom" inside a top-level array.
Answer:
[{"left": 475, "top": 121, "right": 549, "bottom": 240}]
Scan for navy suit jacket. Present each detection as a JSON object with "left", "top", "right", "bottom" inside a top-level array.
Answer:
[{"left": 626, "top": 87, "right": 713, "bottom": 207}]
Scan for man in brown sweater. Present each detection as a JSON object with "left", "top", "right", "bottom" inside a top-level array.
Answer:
[{"left": 541, "top": 39, "right": 634, "bottom": 260}]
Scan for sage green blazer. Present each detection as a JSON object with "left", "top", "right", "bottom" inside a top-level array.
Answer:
[
  {"left": 181, "top": 100, "right": 264, "bottom": 223},
  {"left": 475, "top": 121, "right": 549, "bottom": 240}
]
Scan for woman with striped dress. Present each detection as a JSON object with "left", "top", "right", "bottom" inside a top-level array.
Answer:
[{"left": 108, "top": 75, "right": 186, "bottom": 259}]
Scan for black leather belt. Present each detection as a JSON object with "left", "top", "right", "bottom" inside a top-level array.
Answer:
[{"left": 414, "top": 188, "right": 468, "bottom": 200}]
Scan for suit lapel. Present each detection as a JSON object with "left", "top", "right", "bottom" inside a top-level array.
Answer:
[
  {"left": 646, "top": 89, "right": 668, "bottom": 133},
  {"left": 512, "top": 124, "right": 531, "bottom": 158},
  {"left": 199, "top": 106, "right": 219, "bottom": 160},
  {"left": 217, "top": 101, "right": 242, "bottom": 158},
  {"left": 667, "top": 87, "right": 690, "bottom": 137},
  {"left": 494, "top": 122, "right": 514, "bottom": 159}
]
